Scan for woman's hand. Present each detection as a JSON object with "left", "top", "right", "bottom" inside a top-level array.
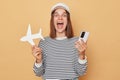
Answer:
[
  {"left": 75, "top": 39, "right": 87, "bottom": 60},
  {"left": 32, "top": 45, "right": 42, "bottom": 63}
]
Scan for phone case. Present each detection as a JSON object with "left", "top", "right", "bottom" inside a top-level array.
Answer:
[{"left": 79, "top": 31, "right": 89, "bottom": 42}]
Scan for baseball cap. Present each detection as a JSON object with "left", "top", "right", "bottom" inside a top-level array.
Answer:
[{"left": 51, "top": 3, "right": 70, "bottom": 13}]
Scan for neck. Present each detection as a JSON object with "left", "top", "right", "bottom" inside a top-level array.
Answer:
[{"left": 56, "top": 32, "right": 66, "bottom": 38}]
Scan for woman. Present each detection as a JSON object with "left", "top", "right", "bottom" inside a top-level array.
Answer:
[{"left": 32, "top": 3, "right": 88, "bottom": 80}]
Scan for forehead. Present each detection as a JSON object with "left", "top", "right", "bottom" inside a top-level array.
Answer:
[{"left": 54, "top": 8, "right": 67, "bottom": 14}]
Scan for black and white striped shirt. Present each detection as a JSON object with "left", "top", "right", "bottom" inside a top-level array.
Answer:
[{"left": 33, "top": 37, "right": 87, "bottom": 79}]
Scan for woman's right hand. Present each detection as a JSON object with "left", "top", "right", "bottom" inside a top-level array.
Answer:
[{"left": 32, "top": 45, "right": 42, "bottom": 63}]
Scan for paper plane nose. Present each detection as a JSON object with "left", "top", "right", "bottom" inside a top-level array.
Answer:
[
  {"left": 20, "top": 38, "right": 24, "bottom": 41},
  {"left": 20, "top": 37, "right": 26, "bottom": 41}
]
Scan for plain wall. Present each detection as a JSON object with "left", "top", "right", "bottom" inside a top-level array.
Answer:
[{"left": 0, "top": 0, "right": 120, "bottom": 80}]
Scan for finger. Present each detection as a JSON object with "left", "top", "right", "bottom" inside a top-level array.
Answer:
[
  {"left": 79, "top": 44, "right": 87, "bottom": 51},
  {"left": 33, "top": 49, "right": 42, "bottom": 55},
  {"left": 76, "top": 40, "right": 81, "bottom": 46},
  {"left": 75, "top": 40, "right": 86, "bottom": 51},
  {"left": 37, "top": 47, "right": 42, "bottom": 50},
  {"left": 77, "top": 40, "right": 84, "bottom": 48},
  {"left": 33, "top": 48, "right": 42, "bottom": 52},
  {"left": 34, "top": 52, "right": 40, "bottom": 56},
  {"left": 33, "top": 46, "right": 41, "bottom": 51},
  {"left": 35, "top": 49, "right": 42, "bottom": 54},
  {"left": 81, "top": 39, "right": 87, "bottom": 45},
  {"left": 80, "top": 42, "right": 86, "bottom": 49},
  {"left": 78, "top": 47, "right": 84, "bottom": 52},
  {"left": 34, "top": 46, "right": 39, "bottom": 50},
  {"left": 33, "top": 51, "right": 41, "bottom": 57},
  {"left": 75, "top": 44, "right": 79, "bottom": 48},
  {"left": 75, "top": 41, "right": 83, "bottom": 49},
  {"left": 79, "top": 39, "right": 87, "bottom": 48},
  {"left": 32, "top": 45, "right": 39, "bottom": 51},
  {"left": 81, "top": 41, "right": 87, "bottom": 49},
  {"left": 32, "top": 45, "right": 35, "bottom": 51},
  {"left": 80, "top": 39, "right": 85, "bottom": 45},
  {"left": 36, "top": 49, "right": 42, "bottom": 53},
  {"left": 75, "top": 41, "right": 78, "bottom": 45},
  {"left": 81, "top": 39, "right": 84, "bottom": 42},
  {"left": 77, "top": 42, "right": 86, "bottom": 52}
]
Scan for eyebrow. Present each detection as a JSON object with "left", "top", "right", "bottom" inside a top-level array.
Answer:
[{"left": 54, "top": 11, "right": 67, "bottom": 14}]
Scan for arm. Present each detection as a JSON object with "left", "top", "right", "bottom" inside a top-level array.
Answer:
[
  {"left": 76, "top": 56, "right": 88, "bottom": 76},
  {"left": 32, "top": 40, "right": 45, "bottom": 77},
  {"left": 33, "top": 61, "right": 45, "bottom": 77},
  {"left": 75, "top": 39, "right": 88, "bottom": 76}
]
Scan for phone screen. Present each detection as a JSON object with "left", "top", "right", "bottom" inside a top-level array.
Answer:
[{"left": 80, "top": 32, "right": 85, "bottom": 38}]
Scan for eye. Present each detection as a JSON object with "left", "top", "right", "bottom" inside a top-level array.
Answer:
[
  {"left": 54, "top": 14, "right": 59, "bottom": 17},
  {"left": 62, "top": 14, "right": 67, "bottom": 17}
]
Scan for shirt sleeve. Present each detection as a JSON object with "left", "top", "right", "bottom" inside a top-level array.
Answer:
[
  {"left": 34, "top": 62, "right": 42, "bottom": 68},
  {"left": 78, "top": 56, "right": 87, "bottom": 64},
  {"left": 33, "top": 62, "right": 44, "bottom": 77},
  {"left": 75, "top": 56, "right": 88, "bottom": 76}
]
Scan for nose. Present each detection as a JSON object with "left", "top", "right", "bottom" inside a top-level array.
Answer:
[{"left": 58, "top": 15, "right": 63, "bottom": 20}]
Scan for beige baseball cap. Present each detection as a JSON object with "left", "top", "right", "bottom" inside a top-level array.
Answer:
[{"left": 51, "top": 3, "right": 70, "bottom": 13}]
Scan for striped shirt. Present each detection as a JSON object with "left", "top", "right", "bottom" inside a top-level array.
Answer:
[{"left": 33, "top": 37, "right": 87, "bottom": 79}]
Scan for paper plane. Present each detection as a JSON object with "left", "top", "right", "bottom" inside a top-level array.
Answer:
[{"left": 20, "top": 24, "right": 44, "bottom": 45}]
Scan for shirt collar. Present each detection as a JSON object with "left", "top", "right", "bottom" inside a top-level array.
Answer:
[{"left": 55, "top": 36, "right": 67, "bottom": 40}]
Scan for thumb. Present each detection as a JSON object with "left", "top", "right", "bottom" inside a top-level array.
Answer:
[{"left": 31, "top": 45, "right": 37, "bottom": 50}]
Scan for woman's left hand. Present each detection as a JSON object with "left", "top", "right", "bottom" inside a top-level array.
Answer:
[{"left": 75, "top": 39, "right": 87, "bottom": 59}]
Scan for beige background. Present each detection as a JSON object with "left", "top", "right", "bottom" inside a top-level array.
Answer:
[{"left": 0, "top": 0, "right": 120, "bottom": 80}]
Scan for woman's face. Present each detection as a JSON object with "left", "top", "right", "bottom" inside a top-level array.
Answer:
[{"left": 53, "top": 8, "right": 67, "bottom": 34}]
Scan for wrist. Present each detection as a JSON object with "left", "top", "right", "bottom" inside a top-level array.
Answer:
[
  {"left": 36, "top": 59, "right": 42, "bottom": 63},
  {"left": 79, "top": 54, "right": 85, "bottom": 60}
]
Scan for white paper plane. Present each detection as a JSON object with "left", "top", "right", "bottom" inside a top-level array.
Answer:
[{"left": 20, "top": 24, "right": 44, "bottom": 45}]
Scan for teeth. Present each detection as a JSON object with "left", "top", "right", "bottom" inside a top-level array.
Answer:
[{"left": 57, "top": 23, "right": 63, "bottom": 25}]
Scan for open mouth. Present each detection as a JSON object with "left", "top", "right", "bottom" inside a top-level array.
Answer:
[{"left": 57, "top": 22, "right": 64, "bottom": 26}]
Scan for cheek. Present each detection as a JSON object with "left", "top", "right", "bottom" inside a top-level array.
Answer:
[
  {"left": 64, "top": 19, "right": 68, "bottom": 26},
  {"left": 53, "top": 18, "right": 57, "bottom": 26}
]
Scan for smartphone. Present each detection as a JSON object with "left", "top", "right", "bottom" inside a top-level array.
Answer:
[{"left": 79, "top": 31, "right": 90, "bottom": 42}]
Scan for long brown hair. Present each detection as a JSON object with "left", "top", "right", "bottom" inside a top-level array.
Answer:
[{"left": 50, "top": 9, "right": 74, "bottom": 39}]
